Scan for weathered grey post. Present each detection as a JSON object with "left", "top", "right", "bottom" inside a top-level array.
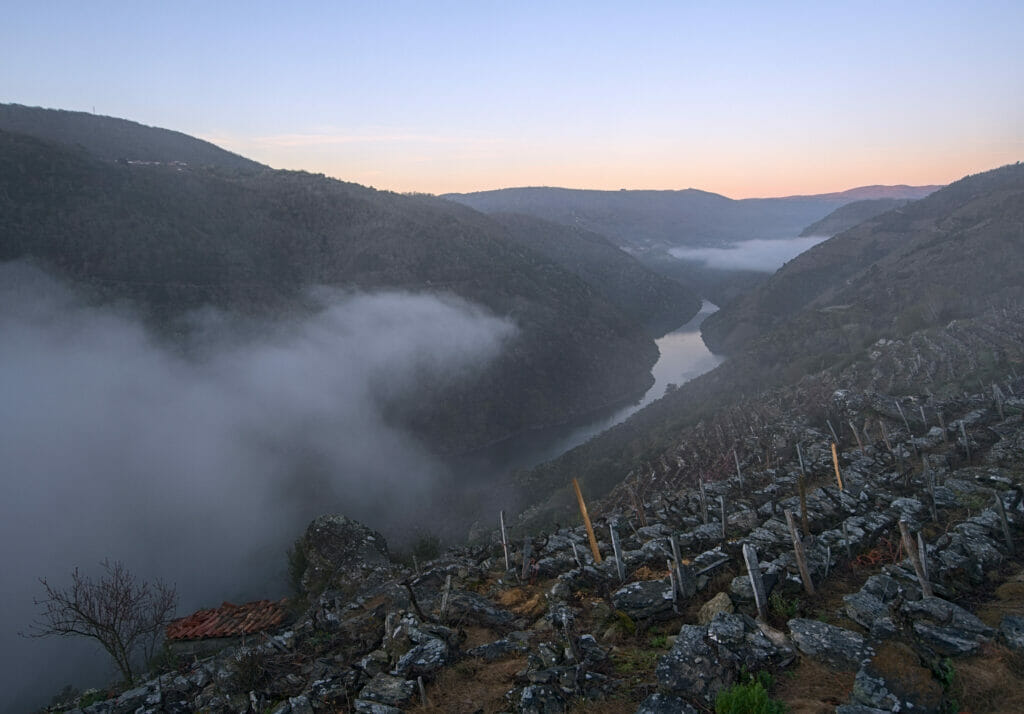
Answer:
[
  {"left": 898, "top": 520, "right": 933, "bottom": 597},
  {"left": 733, "top": 449, "right": 744, "bottom": 489},
  {"left": 924, "top": 459, "right": 938, "bottom": 522},
  {"left": 609, "top": 523, "right": 626, "bottom": 582},
  {"left": 827, "top": 419, "right": 840, "bottom": 445},
  {"left": 880, "top": 420, "right": 893, "bottom": 454},
  {"left": 842, "top": 520, "right": 852, "bottom": 559},
  {"left": 719, "top": 496, "right": 727, "bottom": 543},
  {"left": 500, "top": 510, "right": 511, "bottom": 571},
  {"left": 796, "top": 443, "right": 810, "bottom": 536},
  {"left": 742, "top": 543, "right": 769, "bottom": 620},
  {"left": 849, "top": 419, "right": 865, "bottom": 456},
  {"left": 960, "top": 421, "right": 971, "bottom": 464},
  {"left": 993, "top": 491, "right": 1015, "bottom": 554},
  {"left": 521, "top": 537, "right": 533, "bottom": 581},
  {"left": 919, "top": 406, "right": 928, "bottom": 430},
  {"left": 571, "top": 542, "right": 583, "bottom": 570},
  {"left": 993, "top": 383, "right": 1006, "bottom": 420},
  {"left": 784, "top": 509, "right": 815, "bottom": 596},
  {"left": 895, "top": 400, "right": 912, "bottom": 435},
  {"left": 916, "top": 532, "right": 929, "bottom": 582},
  {"left": 440, "top": 574, "right": 452, "bottom": 622},
  {"left": 700, "top": 479, "right": 709, "bottom": 525},
  {"left": 667, "top": 562, "right": 678, "bottom": 611}
]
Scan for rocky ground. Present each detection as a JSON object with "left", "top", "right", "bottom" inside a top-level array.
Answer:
[{"left": 47, "top": 362, "right": 1024, "bottom": 713}]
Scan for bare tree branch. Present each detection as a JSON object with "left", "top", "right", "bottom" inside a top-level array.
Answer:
[{"left": 23, "top": 560, "right": 177, "bottom": 684}]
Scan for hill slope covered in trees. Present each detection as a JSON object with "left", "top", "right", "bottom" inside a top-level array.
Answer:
[{"left": 0, "top": 125, "right": 691, "bottom": 453}]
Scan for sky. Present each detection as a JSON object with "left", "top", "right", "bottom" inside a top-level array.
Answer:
[{"left": 3, "top": 1, "right": 1022, "bottom": 196}]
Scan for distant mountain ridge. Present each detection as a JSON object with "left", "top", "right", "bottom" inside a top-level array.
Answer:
[
  {"left": 0, "top": 103, "right": 263, "bottom": 171},
  {"left": 444, "top": 184, "right": 940, "bottom": 251}
]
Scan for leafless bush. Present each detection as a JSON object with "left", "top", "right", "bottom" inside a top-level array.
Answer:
[{"left": 25, "top": 560, "right": 176, "bottom": 684}]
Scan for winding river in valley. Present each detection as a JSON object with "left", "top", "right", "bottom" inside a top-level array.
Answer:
[{"left": 453, "top": 301, "right": 724, "bottom": 483}]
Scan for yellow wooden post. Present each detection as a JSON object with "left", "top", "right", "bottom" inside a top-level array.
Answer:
[
  {"left": 572, "top": 478, "right": 602, "bottom": 564},
  {"left": 831, "top": 442, "right": 844, "bottom": 492}
]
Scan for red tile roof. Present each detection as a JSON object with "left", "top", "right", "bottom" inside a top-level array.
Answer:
[{"left": 166, "top": 598, "right": 289, "bottom": 641}]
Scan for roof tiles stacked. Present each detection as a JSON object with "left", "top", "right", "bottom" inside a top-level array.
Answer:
[{"left": 165, "top": 598, "right": 288, "bottom": 641}]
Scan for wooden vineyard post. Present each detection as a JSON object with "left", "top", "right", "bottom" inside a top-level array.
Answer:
[
  {"left": 831, "top": 443, "right": 844, "bottom": 492},
  {"left": 797, "top": 443, "right": 810, "bottom": 536},
  {"left": 898, "top": 520, "right": 933, "bottom": 597},
  {"left": 699, "top": 478, "right": 709, "bottom": 524},
  {"left": 733, "top": 449, "right": 744, "bottom": 489},
  {"left": 609, "top": 523, "right": 626, "bottom": 582},
  {"left": 440, "top": 574, "right": 452, "bottom": 623},
  {"left": 785, "top": 509, "right": 815, "bottom": 596},
  {"left": 849, "top": 419, "right": 865, "bottom": 456},
  {"left": 499, "top": 510, "right": 511, "bottom": 571},
  {"left": 960, "top": 422, "right": 971, "bottom": 464},
  {"left": 742, "top": 543, "right": 769, "bottom": 621},
  {"left": 993, "top": 491, "right": 1015, "bottom": 554},
  {"left": 719, "top": 496, "right": 727, "bottom": 544},
  {"left": 521, "top": 537, "right": 532, "bottom": 581},
  {"left": 572, "top": 478, "right": 602, "bottom": 564}
]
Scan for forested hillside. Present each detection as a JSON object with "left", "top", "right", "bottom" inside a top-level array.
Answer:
[
  {"left": 485, "top": 211, "right": 701, "bottom": 335},
  {"left": 0, "top": 103, "right": 261, "bottom": 170},
  {"left": 0, "top": 128, "right": 670, "bottom": 453},
  {"left": 702, "top": 163, "right": 1024, "bottom": 355}
]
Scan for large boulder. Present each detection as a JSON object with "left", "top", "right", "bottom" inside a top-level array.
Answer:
[{"left": 294, "top": 515, "right": 397, "bottom": 596}]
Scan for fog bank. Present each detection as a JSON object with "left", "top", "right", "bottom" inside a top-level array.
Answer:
[
  {"left": 668, "top": 236, "right": 829, "bottom": 272},
  {"left": 0, "top": 262, "right": 514, "bottom": 707}
]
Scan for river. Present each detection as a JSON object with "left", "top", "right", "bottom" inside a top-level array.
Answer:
[{"left": 453, "top": 301, "right": 724, "bottom": 479}]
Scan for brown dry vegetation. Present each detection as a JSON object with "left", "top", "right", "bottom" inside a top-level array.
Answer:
[{"left": 774, "top": 658, "right": 855, "bottom": 713}]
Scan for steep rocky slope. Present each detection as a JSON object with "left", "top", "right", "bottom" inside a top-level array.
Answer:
[
  {"left": 702, "top": 163, "right": 1024, "bottom": 355},
  {"left": 45, "top": 325, "right": 1024, "bottom": 712}
]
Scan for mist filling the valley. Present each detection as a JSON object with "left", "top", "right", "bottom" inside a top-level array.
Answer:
[
  {"left": 668, "top": 236, "right": 829, "bottom": 272},
  {"left": 0, "top": 261, "right": 515, "bottom": 701}
]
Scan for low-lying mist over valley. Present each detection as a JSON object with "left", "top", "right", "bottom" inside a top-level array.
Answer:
[
  {"left": 667, "top": 236, "right": 830, "bottom": 273},
  {"left": 0, "top": 261, "right": 516, "bottom": 696}
]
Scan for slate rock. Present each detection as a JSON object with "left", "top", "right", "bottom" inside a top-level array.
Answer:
[
  {"left": 656, "top": 624, "right": 731, "bottom": 701},
  {"left": 1000, "top": 614, "right": 1024, "bottom": 651},
  {"left": 467, "top": 638, "right": 530, "bottom": 662},
  {"left": 515, "top": 683, "right": 566, "bottom": 713},
  {"left": 851, "top": 641, "right": 941, "bottom": 713},
  {"left": 296, "top": 515, "right": 396, "bottom": 596},
  {"left": 612, "top": 579, "right": 674, "bottom": 620},
  {"left": 843, "top": 591, "right": 888, "bottom": 630},
  {"left": 447, "top": 589, "right": 517, "bottom": 629},
  {"left": 288, "top": 695, "right": 313, "bottom": 714},
  {"left": 358, "top": 673, "right": 416, "bottom": 707},
  {"left": 353, "top": 702, "right": 404, "bottom": 714},
  {"left": 788, "top": 618, "right": 870, "bottom": 671},
  {"left": 698, "top": 591, "right": 734, "bottom": 625},
  {"left": 635, "top": 692, "right": 698, "bottom": 714},
  {"left": 392, "top": 636, "right": 450, "bottom": 678},
  {"left": 729, "top": 575, "right": 755, "bottom": 604}
]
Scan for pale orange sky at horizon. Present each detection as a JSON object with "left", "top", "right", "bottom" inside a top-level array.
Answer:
[{"left": 209, "top": 129, "right": 1019, "bottom": 198}]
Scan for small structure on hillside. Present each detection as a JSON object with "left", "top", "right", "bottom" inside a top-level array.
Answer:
[{"left": 165, "top": 598, "right": 290, "bottom": 657}]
